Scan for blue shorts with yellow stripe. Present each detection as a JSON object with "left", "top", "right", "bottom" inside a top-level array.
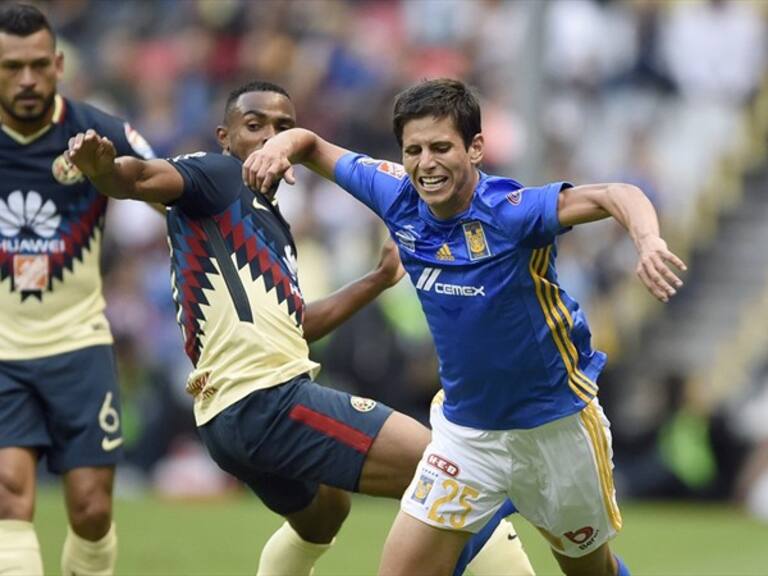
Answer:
[{"left": 198, "top": 373, "right": 392, "bottom": 514}]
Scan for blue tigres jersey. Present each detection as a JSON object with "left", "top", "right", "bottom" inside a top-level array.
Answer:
[
  {"left": 0, "top": 95, "right": 154, "bottom": 360},
  {"left": 335, "top": 153, "right": 607, "bottom": 430},
  {"left": 166, "top": 152, "right": 319, "bottom": 425}
]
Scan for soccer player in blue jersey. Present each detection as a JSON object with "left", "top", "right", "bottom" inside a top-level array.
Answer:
[
  {"left": 67, "top": 81, "right": 535, "bottom": 576},
  {"left": 240, "top": 78, "right": 689, "bottom": 576},
  {"left": 0, "top": 4, "right": 155, "bottom": 575}
]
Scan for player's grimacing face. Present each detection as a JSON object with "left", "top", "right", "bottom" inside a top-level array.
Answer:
[
  {"left": 223, "top": 91, "right": 296, "bottom": 162},
  {"left": 0, "top": 30, "right": 61, "bottom": 126},
  {"left": 401, "top": 115, "right": 483, "bottom": 220}
]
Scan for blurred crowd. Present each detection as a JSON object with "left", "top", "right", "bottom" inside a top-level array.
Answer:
[{"left": 38, "top": 0, "right": 768, "bottom": 510}]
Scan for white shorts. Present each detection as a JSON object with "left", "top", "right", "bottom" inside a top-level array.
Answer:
[{"left": 400, "top": 395, "right": 622, "bottom": 558}]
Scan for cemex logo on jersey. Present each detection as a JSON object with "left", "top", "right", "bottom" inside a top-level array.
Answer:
[
  {"left": 416, "top": 267, "right": 485, "bottom": 297},
  {"left": 427, "top": 453, "right": 460, "bottom": 477},
  {"left": 564, "top": 526, "right": 599, "bottom": 551}
]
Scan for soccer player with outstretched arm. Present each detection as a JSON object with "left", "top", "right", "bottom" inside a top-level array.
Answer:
[
  {"left": 67, "top": 80, "right": 535, "bottom": 576},
  {"left": 240, "top": 78, "right": 687, "bottom": 576}
]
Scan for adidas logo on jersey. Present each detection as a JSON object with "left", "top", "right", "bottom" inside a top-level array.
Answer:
[
  {"left": 436, "top": 244, "right": 454, "bottom": 261},
  {"left": 416, "top": 267, "right": 485, "bottom": 297}
]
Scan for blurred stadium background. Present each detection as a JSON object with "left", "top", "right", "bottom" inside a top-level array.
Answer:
[{"left": 31, "top": 0, "right": 768, "bottom": 573}]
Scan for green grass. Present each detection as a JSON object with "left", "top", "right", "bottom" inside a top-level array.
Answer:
[{"left": 35, "top": 487, "right": 768, "bottom": 575}]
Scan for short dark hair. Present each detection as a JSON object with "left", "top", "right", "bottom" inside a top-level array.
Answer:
[
  {"left": 392, "top": 78, "right": 481, "bottom": 149},
  {"left": 0, "top": 3, "right": 55, "bottom": 45},
  {"left": 224, "top": 80, "right": 291, "bottom": 119}
]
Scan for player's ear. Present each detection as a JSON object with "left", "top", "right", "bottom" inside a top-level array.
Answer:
[
  {"left": 216, "top": 125, "right": 229, "bottom": 152},
  {"left": 468, "top": 133, "right": 484, "bottom": 166},
  {"left": 54, "top": 50, "right": 64, "bottom": 81}
]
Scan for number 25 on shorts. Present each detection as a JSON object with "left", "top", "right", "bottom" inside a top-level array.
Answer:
[{"left": 427, "top": 479, "right": 479, "bottom": 529}]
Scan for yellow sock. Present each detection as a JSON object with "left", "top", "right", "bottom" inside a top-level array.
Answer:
[
  {"left": 61, "top": 522, "right": 117, "bottom": 576},
  {"left": 467, "top": 518, "right": 535, "bottom": 576},
  {"left": 0, "top": 519, "right": 44, "bottom": 576},
  {"left": 257, "top": 522, "right": 334, "bottom": 576}
]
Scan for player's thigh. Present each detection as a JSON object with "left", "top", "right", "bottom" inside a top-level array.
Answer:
[
  {"left": 507, "top": 400, "right": 622, "bottom": 559},
  {"left": 0, "top": 358, "right": 50, "bottom": 453},
  {"left": 551, "top": 541, "right": 615, "bottom": 576},
  {"left": 0, "top": 447, "right": 37, "bottom": 519},
  {"left": 379, "top": 510, "right": 470, "bottom": 576},
  {"left": 400, "top": 401, "right": 510, "bottom": 535},
  {"left": 35, "top": 345, "right": 124, "bottom": 474},
  {"left": 198, "top": 374, "right": 392, "bottom": 495},
  {"left": 358, "top": 410, "right": 430, "bottom": 497}
]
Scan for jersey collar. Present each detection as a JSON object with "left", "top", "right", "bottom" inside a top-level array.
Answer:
[{"left": 1, "top": 94, "right": 66, "bottom": 145}]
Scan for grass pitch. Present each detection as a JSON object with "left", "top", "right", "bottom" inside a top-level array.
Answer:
[{"left": 36, "top": 487, "right": 767, "bottom": 575}]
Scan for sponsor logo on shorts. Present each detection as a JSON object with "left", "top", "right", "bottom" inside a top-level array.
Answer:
[
  {"left": 564, "top": 526, "right": 599, "bottom": 551},
  {"left": 410, "top": 474, "right": 435, "bottom": 504},
  {"left": 427, "top": 453, "right": 460, "bottom": 477},
  {"left": 101, "top": 436, "right": 123, "bottom": 452},
  {"left": 350, "top": 396, "right": 376, "bottom": 412}
]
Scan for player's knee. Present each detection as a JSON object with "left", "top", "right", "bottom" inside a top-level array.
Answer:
[
  {"left": 288, "top": 487, "right": 350, "bottom": 543},
  {"left": 67, "top": 491, "right": 113, "bottom": 540},
  {"left": 0, "top": 469, "right": 34, "bottom": 520}
]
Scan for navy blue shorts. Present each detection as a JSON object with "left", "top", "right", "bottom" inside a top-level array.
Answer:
[
  {"left": 198, "top": 374, "right": 393, "bottom": 515},
  {"left": 0, "top": 345, "right": 123, "bottom": 473}
]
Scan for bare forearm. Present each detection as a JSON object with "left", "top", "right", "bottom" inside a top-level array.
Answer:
[
  {"left": 90, "top": 156, "right": 148, "bottom": 200},
  {"left": 600, "top": 184, "right": 660, "bottom": 249},
  {"left": 303, "top": 270, "right": 390, "bottom": 343}
]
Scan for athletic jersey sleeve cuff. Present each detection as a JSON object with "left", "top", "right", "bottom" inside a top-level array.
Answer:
[
  {"left": 333, "top": 152, "right": 363, "bottom": 188},
  {"left": 165, "top": 161, "right": 194, "bottom": 210},
  {"left": 546, "top": 181, "right": 573, "bottom": 235}
]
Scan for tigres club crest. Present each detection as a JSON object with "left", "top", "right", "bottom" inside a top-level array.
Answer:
[
  {"left": 462, "top": 221, "right": 491, "bottom": 261},
  {"left": 51, "top": 153, "right": 84, "bottom": 185},
  {"left": 350, "top": 396, "right": 376, "bottom": 412}
]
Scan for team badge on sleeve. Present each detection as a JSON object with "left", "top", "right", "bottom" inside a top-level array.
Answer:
[
  {"left": 350, "top": 396, "right": 376, "bottom": 412},
  {"left": 506, "top": 189, "right": 522, "bottom": 205},
  {"left": 462, "top": 221, "right": 491, "bottom": 261},
  {"left": 375, "top": 161, "right": 406, "bottom": 179}
]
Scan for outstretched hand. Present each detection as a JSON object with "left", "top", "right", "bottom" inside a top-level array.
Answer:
[
  {"left": 635, "top": 235, "right": 687, "bottom": 303},
  {"left": 67, "top": 129, "right": 117, "bottom": 180},
  {"left": 242, "top": 145, "right": 296, "bottom": 194},
  {"left": 375, "top": 239, "right": 406, "bottom": 288}
]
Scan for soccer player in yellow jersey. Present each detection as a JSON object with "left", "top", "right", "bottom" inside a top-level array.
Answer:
[
  {"left": 0, "top": 4, "right": 154, "bottom": 576},
  {"left": 67, "top": 81, "right": 535, "bottom": 575}
]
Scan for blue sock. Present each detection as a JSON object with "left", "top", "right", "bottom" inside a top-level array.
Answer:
[
  {"left": 615, "top": 554, "right": 631, "bottom": 576},
  {"left": 452, "top": 499, "right": 517, "bottom": 576}
]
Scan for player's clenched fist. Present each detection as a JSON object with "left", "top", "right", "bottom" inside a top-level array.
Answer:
[{"left": 67, "top": 128, "right": 117, "bottom": 180}]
